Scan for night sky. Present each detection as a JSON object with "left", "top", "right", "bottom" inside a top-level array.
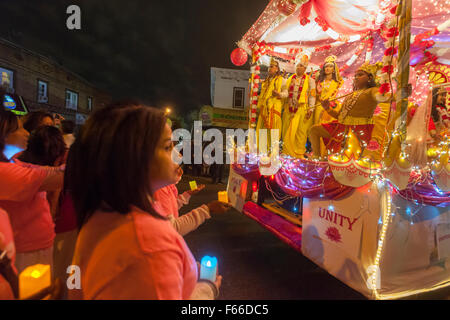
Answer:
[{"left": 0, "top": 0, "right": 267, "bottom": 121}]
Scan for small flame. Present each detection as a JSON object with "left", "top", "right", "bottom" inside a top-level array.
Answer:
[{"left": 31, "top": 270, "right": 41, "bottom": 279}]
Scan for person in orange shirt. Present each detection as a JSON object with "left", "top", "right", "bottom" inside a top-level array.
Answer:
[{"left": 66, "top": 101, "right": 222, "bottom": 300}]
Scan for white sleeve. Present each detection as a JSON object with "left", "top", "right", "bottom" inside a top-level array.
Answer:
[
  {"left": 168, "top": 205, "right": 211, "bottom": 236},
  {"left": 280, "top": 77, "right": 289, "bottom": 98},
  {"left": 176, "top": 192, "right": 191, "bottom": 209},
  {"left": 190, "top": 281, "right": 218, "bottom": 300}
]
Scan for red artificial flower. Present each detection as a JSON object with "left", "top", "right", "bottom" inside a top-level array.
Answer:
[
  {"left": 381, "top": 65, "right": 394, "bottom": 74},
  {"left": 315, "top": 16, "right": 329, "bottom": 31},
  {"left": 384, "top": 47, "right": 398, "bottom": 56},
  {"left": 379, "top": 83, "right": 391, "bottom": 94},
  {"left": 390, "top": 5, "right": 398, "bottom": 15},
  {"left": 299, "top": 17, "right": 310, "bottom": 26},
  {"left": 386, "top": 27, "right": 399, "bottom": 38}
]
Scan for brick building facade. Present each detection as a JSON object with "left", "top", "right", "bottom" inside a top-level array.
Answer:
[{"left": 0, "top": 37, "right": 111, "bottom": 124}]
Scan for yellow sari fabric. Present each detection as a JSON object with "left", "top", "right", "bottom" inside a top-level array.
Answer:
[
  {"left": 314, "top": 79, "right": 341, "bottom": 125},
  {"left": 282, "top": 74, "right": 311, "bottom": 158},
  {"left": 256, "top": 75, "right": 284, "bottom": 151},
  {"left": 314, "top": 79, "right": 341, "bottom": 157}
]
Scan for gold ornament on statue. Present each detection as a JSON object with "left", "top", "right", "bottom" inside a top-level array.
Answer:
[
  {"left": 323, "top": 55, "right": 342, "bottom": 83},
  {"left": 295, "top": 53, "right": 309, "bottom": 67},
  {"left": 270, "top": 57, "right": 280, "bottom": 68},
  {"left": 358, "top": 62, "right": 382, "bottom": 78}
]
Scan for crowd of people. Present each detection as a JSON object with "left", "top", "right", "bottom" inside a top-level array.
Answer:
[{"left": 0, "top": 101, "right": 232, "bottom": 300}]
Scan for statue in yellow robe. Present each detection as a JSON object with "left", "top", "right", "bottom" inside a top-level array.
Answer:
[
  {"left": 281, "top": 54, "right": 316, "bottom": 158},
  {"left": 314, "top": 55, "right": 343, "bottom": 157},
  {"left": 256, "top": 58, "right": 284, "bottom": 152}
]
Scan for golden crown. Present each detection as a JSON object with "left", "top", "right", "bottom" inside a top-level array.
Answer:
[
  {"left": 324, "top": 55, "right": 337, "bottom": 66},
  {"left": 295, "top": 54, "right": 309, "bottom": 67},
  {"left": 358, "top": 62, "right": 382, "bottom": 78}
]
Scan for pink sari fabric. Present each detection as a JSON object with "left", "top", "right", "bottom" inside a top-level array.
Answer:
[
  {"left": 311, "top": 0, "right": 380, "bottom": 35},
  {"left": 274, "top": 158, "right": 353, "bottom": 200},
  {"left": 397, "top": 171, "right": 450, "bottom": 207}
]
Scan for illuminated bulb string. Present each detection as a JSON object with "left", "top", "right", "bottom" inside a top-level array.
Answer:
[{"left": 371, "top": 186, "right": 393, "bottom": 300}]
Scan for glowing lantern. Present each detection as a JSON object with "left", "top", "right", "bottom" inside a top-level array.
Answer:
[
  {"left": 218, "top": 191, "right": 228, "bottom": 203},
  {"left": 200, "top": 256, "right": 217, "bottom": 282},
  {"left": 277, "top": 0, "right": 296, "bottom": 16},
  {"left": 19, "top": 264, "right": 51, "bottom": 299},
  {"left": 230, "top": 48, "right": 248, "bottom": 66},
  {"left": 189, "top": 180, "right": 198, "bottom": 191}
]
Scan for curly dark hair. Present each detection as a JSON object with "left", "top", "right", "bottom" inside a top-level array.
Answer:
[
  {"left": 18, "top": 125, "right": 66, "bottom": 166},
  {"left": 23, "top": 111, "right": 54, "bottom": 133}
]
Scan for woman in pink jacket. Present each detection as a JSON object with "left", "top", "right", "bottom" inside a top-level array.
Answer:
[{"left": 67, "top": 101, "right": 221, "bottom": 300}]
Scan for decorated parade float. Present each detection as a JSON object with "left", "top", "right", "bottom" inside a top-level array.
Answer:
[{"left": 226, "top": 0, "right": 450, "bottom": 299}]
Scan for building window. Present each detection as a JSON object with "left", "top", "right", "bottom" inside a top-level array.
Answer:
[
  {"left": 233, "top": 87, "right": 245, "bottom": 108},
  {"left": 65, "top": 89, "right": 78, "bottom": 110},
  {"left": 0, "top": 67, "right": 14, "bottom": 93},
  {"left": 37, "top": 80, "right": 48, "bottom": 103},
  {"left": 87, "top": 97, "right": 93, "bottom": 112}
]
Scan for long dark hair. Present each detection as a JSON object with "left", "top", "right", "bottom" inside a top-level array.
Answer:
[
  {"left": 18, "top": 125, "right": 66, "bottom": 166},
  {"left": 65, "top": 101, "right": 168, "bottom": 228},
  {"left": 0, "top": 110, "right": 19, "bottom": 162},
  {"left": 317, "top": 63, "right": 338, "bottom": 83}
]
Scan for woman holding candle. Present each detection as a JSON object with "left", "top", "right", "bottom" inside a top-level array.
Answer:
[{"left": 67, "top": 101, "right": 221, "bottom": 299}]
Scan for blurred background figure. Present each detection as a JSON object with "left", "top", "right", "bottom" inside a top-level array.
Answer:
[{"left": 60, "top": 120, "right": 76, "bottom": 149}]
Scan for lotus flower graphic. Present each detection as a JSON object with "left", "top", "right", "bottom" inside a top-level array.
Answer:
[{"left": 325, "top": 227, "right": 342, "bottom": 243}]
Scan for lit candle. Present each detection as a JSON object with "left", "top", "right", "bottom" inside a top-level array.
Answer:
[
  {"left": 189, "top": 181, "right": 198, "bottom": 191},
  {"left": 19, "top": 264, "right": 51, "bottom": 299},
  {"left": 200, "top": 256, "right": 217, "bottom": 282},
  {"left": 218, "top": 191, "right": 228, "bottom": 203}
]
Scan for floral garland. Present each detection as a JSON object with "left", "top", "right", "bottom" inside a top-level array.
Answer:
[
  {"left": 378, "top": 1, "right": 400, "bottom": 95},
  {"left": 288, "top": 74, "right": 306, "bottom": 113}
]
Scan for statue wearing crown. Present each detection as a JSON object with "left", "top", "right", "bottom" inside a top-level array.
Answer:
[
  {"left": 256, "top": 58, "right": 284, "bottom": 150},
  {"left": 309, "top": 62, "right": 390, "bottom": 160},
  {"left": 314, "top": 55, "right": 344, "bottom": 157},
  {"left": 314, "top": 55, "right": 343, "bottom": 125},
  {"left": 280, "top": 54, "right": 316, "bottom": 158}
]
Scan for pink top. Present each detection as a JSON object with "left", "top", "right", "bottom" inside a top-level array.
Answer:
[
  {"left": 0, "top": 160, "right": 55, "bottom": 253},
  {"left": 153, "top": 185, "right": 179, "bottom": 218},
  {"left": 69, "top": 205, "right": 198, "bottom": 300},
  {"left": 0, "top": 207, "right": 16, "bottom": 299}
]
